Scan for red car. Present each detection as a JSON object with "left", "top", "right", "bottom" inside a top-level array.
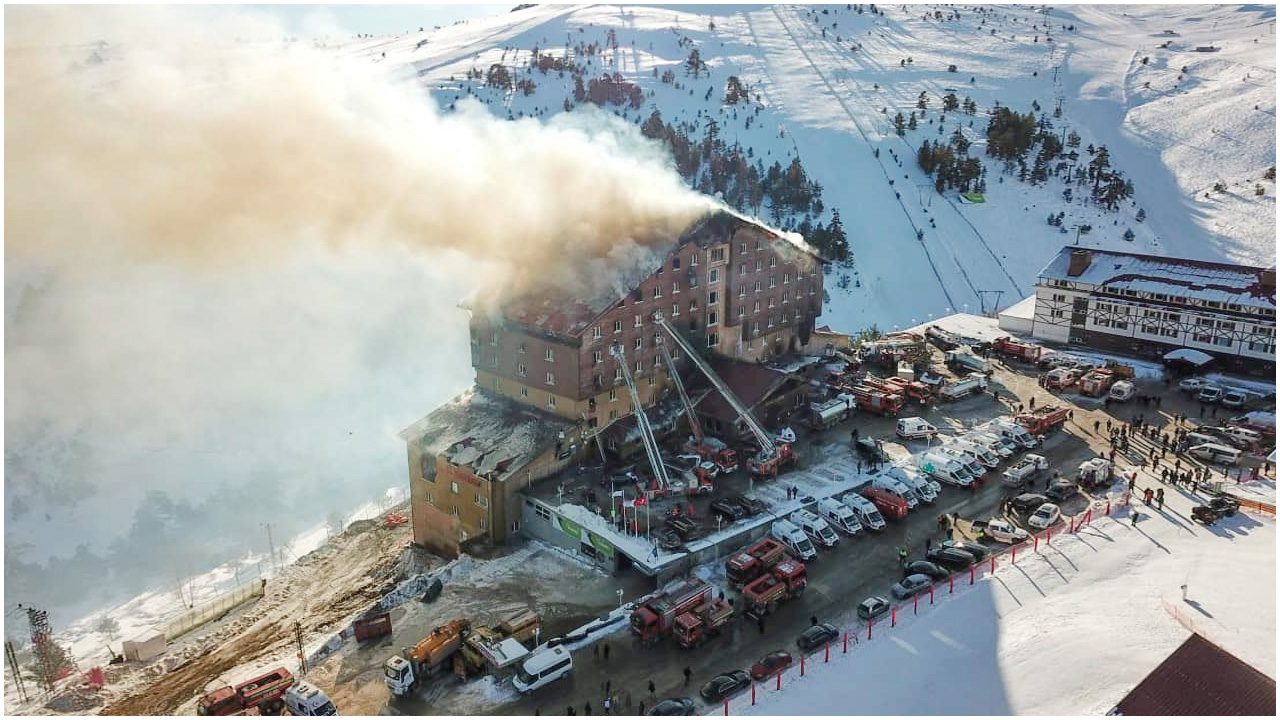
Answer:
[{"left": 749, "top": 650, "right": 794, "bottom": 681}]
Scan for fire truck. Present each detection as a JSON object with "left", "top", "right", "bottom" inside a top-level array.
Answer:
[
  {"left": 992, "top": 336, "right": 1043, "bottom": 364},
  {"left": 198, "top": 668, "right": 294, "bottom": 715},
  {"left": 673, "top": 598, "right": 735, "bottom": 648},
  {"left": 724, "top": 537, "right": 787, "bottom": 589},
  {"left": 850, "top": 385, "right": 904, "bottom": 416},
  {"left": 1077, "top": 368, "right": 1117, "bottom": 397},
  {"left": 681, "top": 435, "right": 739, "bottom": 475},
  {"left": 1015, "top": 406, "right": 1071, "bottom": 434},
  {"left": 864, "top": 375, "right": 932, "bottom": 403},
  {"left": 741, "top": 560, "right": 808, "bottom": 618},
  {"left": 630, "top": 579, "right": 715, "bottom": 645}
]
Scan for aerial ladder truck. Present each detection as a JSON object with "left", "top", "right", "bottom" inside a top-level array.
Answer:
[
  {"left": 611, "top": 344, "right": 674, "bottom": 500},
  {"left": 657, "top": 337, "right": 738, "bottom": 475},
  {"left": 653, "top": 314, "right": 794, "bottom": 480}
]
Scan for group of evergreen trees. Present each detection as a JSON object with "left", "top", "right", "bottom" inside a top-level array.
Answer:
[{"left": 917, "top": 136, "right": 985, "bottom": 193}]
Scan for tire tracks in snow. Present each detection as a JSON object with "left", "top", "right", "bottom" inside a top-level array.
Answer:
[
  {"left": 760, "top": 6, "right": 959, "bottom": 310},
  {"left": 778, "top": 6, "right": 1025, "bottom": 301}
]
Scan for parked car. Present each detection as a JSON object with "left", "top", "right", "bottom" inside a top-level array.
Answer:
[
  {"left": 1221, "top": 390, "right": 1248, "bottom": 410},
  {"left": 1178, "top": 377, "right": 1207, "bottom": 394},
  {"left": 1010, "top": 493, "right": 1050, "bottom": 513},
  {"left": 725, "top": 493, "right": 769, "bottom": 516},
  {"left": 903, "top": 560, "right": 949, "bottom": 582},
  {"left": 648, "top": 698, "right": 697, "bottom": 716},
  {"left": 856, "top": 596, "right": 891, "bottom": 621},
  {"left": 926, "top": 546, "right": 977, "bottom": 571},
  {"left": 796, "top": 623, "right": 840, "bottom": 652},
  {"left": 699, "top": 671, "right": 751, "bottom": 702},
  {"left": 1045, "top": 481, "right": 1078, "bottom": 502},
  {"left": 748, "top": 651, "right": 794, "bottom": 681},
  {"left": 1027, "top": 503, "right": 1062, "bottom": 530},
  {"left": 891, "top": 573, "right": 934, "bottom": 599},
  {"left": 710, "top": 499, "right": 746, "bottom": 523},
  {"left": 941, "top": 540, "right": 991, "bottom": 560},
  {"left": 1197, "top": 386, "right": 1224, "bottom": 404}
]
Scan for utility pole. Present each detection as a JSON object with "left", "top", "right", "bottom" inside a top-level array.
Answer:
[
  {"left": 293, "top": 620, "right": 308, "bottom": 675},
  {"left": 263, "top": 523, "right": 279, "bottom": 575}
]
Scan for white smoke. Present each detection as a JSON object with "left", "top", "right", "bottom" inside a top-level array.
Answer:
[{"left": 4, "top": 5, "right": 713, "bottom": 612}]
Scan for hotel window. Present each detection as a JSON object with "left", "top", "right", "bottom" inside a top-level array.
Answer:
[
  {"left": 475, "top": 493, "right": 488, "bottom": 508},
  {"left": 691, "top": 253, "right": 699, "bottom": 266},
  {"left": 634, "top": 337, "right": 643, "bottom": 350},
  {"left": 548, "top": 394, "right": 557, "bottom": 408},
  {"left": 592, "top": 326, "right": 601, "bottom": 340},
  {"left": 755, "top": 259, "right": 763, "bottom": 272},
  {"left": 652, "top": 286, "right": 662, "bottom": 299},
  {"left": 593, "top": 350, "right": 602, "bottom": 365},
  {"left": 672, "top": 257, "right": 681, "bottom": 270},
  {"left": 614, "top": 320, "right": 623, "bottom": 333},
  {"left": 783, "top": 273, "right": 791, "bottom": 284},
  {"left": 690, "top": 299, "right": 699, "bottom": 312},
  {"left": 739, "top": 242, "right": 748, "bottom": 253},
  {"left": 635, "top": 360, "right": 643, "bottom": 373},
  {"left": 754, "top": 281, "right": 762, "bottom": 294},
  {"left": 609, "top": 388, "right": 618, "bottom": 401},
  {"left": 672, "top": 303, "right": 681, "bottom": 317},
  {"left": 490, "top": 331, "right": 498, "bottom": 345},
  {"left": 516, "top": 363, "right": 527, "bottom": 377},
  {"left": 710, "top": 247, "right": 725, "bottom": 262},
  {"left": 782, "top": 291, "right": 790, "bottom": 304},
  {"left": 738, "top": 285, "right": 746, "bottom": 298},
  {"left": 544, "top": 348, "right": 554, "bottom": 361},
  {"left": 479, "top": 518, "right": 488, "bottom": 531},
  {"left": 451, "top": 506, "right": 459, "bottom": 517},
  {"left": 519, "top": 386, "right": 528, "bottom": 398},
  {"left": 518, "top": 342, "right": 527, "bottom": 354},
  {"left": 545, "top": 372, "right": 556, "bottom": 386},
  {"left": 738, "top": 305, "right": 746, "bottom": 318},
  {"left": 768, "top": 297, "right": 776, "bottom": 308},
  {"left": 634, "top": 314, "right": 642, "bottom": 328},
  {"left": 769, "top": 276, "right": 777, "bottom": 289},
  {"left": 609, "top": 409, "right": 619, "bottom": 421},
  {"left": 451, "top": 481, "right": 459, "bottom": 494},
  {"left": 709, "top": 291, "right": 718, "bottom": 305},
  {"left": 753, "top": 300, "right": 761, "bottom": 313},
  {"left": 769, "top": 257, "right": 777, "bottom": 268},
  {"left": 739, "top": 264, "right": 747, "bottom": 276},
  {"left": 615, "top": 367, "right": 624, "bottom": 381},
  {"left": 752, "top": 321, "right": 760, "bottom": 333},
  {"left": 706, "top": 333, "right": 718, "bottom": 347},
  {"left": 490, "top": 353, "right": 499, "bottom": 367},
  {"left": 708, "top": 311, "right": 718, "bottom": 326},
  {"left": 673, "top": 281, "right": 681, "bottom": 294}
]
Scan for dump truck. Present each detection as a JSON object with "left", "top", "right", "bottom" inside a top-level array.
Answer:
[
  {"left": 741, "top": 560, "right": 808, "bottom": 619},
  {"left": 939, "top": 373, "right": 989, "bottom": 401},
  {"left": 992, "top": 336, "right": 1043, "bottom": 364},
  {"left": 198, "top": 667, "right": 295, "bottom": 716},
  {"left": 724, "top": 537, "right": 788, "bottom": 589},
  {"left": 1015, "top": 406, "right": 1071, "bottom": 434},
  {"left": 630, "top": 579, "right": 714, "bottom": 645},
  {"left": 850, "top": 385, "right": 904, "bottom": 416},
  {"left": 673, "top": 598, "right": 735, "bottom": 649},
  {"left": 383, "top": 619, "right": 470, "bottom": 697}
]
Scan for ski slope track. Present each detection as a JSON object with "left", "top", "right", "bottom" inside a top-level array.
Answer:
[{"left": 340, "top": 3, "right": 1274, "bottom": 332}]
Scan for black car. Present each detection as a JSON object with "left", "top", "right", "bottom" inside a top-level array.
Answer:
[
  {"left": 796, "top": 623, "right": 840, "bottom": 652},
  {"left": 941, "top": 540, "right": 991, "bottom": 561},
  {"left": 903, "top": 560, "right": 949, "bottom": 582},
  {"left": 1010, "top": 493, "right": 1050, "bottom": 513},
  {"left": 648, "top": 698, "right": 696, "bottom": 716},
  {"left": 926, "top": 546, "right": 977, "bottom": 571},
  {"left": 419, "top": 576, "right": 444, "bottom": 603},
  {"left": 710, "top": 499, "right": 746, "bottom": 522},
  {"left": 724, "top": 493, "right": 769, "bottom": 516},
  {"left": 1045, "top": 481, "right": 1078, "bottom": 502},
  {"left": 699, "top": 671, "right": 750, "bottom": 702},
  {"left": 855, "top": 437, "right": 891, "bottom": 463}
]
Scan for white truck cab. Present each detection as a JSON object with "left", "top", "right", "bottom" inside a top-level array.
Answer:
[
  {"left": 284, "top": 682, "right": 339, "bottom": 716},
  {"left": 973, "top": 432, "right": 1014, "bottom": 458},
  {"left": 1108, "top": 381, "right": 1135, "bottom": 402},
  {"left": 771, "top": 519, "right": 817, "bottom": 560},
  {"left": 791, "top": 509, "right": 840, "bottom": 547},
  {"left": 817, "top": 497, "right": 863, "bottom": 535}
]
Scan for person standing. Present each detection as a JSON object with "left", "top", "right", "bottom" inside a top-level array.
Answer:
[
  {"left": 925, "top": 537, "right": 933, "bottom": 552},
  {"left": 683, "top": 667, "right": 693, "bottom": 686},
  {"left": 648, "top": 680, "right": 655, "bottom": 697},
  {"left": 1156, "top": 489, "right": 1165, "bottom": 510}
]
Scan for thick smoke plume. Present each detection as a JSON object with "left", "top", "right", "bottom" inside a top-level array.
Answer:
[{"left": 4, "top": 5, "right": 712, "bottom": 618}]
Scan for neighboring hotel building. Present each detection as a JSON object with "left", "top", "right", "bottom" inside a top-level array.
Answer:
[
  {"left": 1030, "top": 247, "right": 1276, "bottom": 375},
  {"left": 401, "top": 210, "right": 826, "bottom": 556}
]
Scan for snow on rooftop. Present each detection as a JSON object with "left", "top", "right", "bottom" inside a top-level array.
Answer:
[
  {"left": 999, "top": 294, "right": 1037, "bottom": 320},
  {"left": 1040, "top": 248, "right": 1276, "bottom": 309}
]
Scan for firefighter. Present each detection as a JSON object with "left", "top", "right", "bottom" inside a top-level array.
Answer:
[{"left": 897, "top": 547, "right": 909, "bottom": 567}]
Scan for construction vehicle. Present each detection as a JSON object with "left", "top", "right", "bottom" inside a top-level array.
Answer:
[
  {"left": 939, "top": 373, "right": 989, "bottom": 401},
  {"left": 860, "top": 332, "right": 929, "bottom": 368},
  {"left": 1015, "top": 406, "right": 1071, "bottom": 434},
  {"left": 660, "top": 339, "right": 738, "bottom": 475},
  {"left": 724, "top": 537, "right": 788, "bottom": 589},
  {"left": 850, "top": 385, "right": 904, "bottom": 416},
  {"left": 383, "top": 619, "right": 470, "bottom": 697},
  {"left": 926, "top": 325, "right": 962, "bottom": 350},
  {"left": 654, "top": 314, "right": 794, "bottom": 480},
  {"left": 1103, "top": 359, "right": 1136, "bottom": 379},
  {"left": 630, "top": 579, "right": 714, "bottom": 645},
  {"left": 741, "top": 559, "right": 808, "bottom": 618},
  {"left": 944, "top": 350, "right": 991, "bottom": 374},
  {"left": 1077, "top": 369, "right": 1117, "bottom": 397},
  {"left": 198, "top": 667, "right": 295, "bottom": 716},
  {"left": 991, "top": 336, "right": 1043, "bottom": 364},
  {"left": 673, "top": 598, "right": 735, "bottom": 649}
]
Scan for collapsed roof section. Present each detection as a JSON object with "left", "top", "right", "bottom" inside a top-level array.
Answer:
[{"left": 399, "top": 388, "right": 574, "bottom": 482}]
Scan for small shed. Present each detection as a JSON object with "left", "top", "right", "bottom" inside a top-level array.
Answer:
[{"left": 122, "top": 629, "right": 167, "bottom": 662}]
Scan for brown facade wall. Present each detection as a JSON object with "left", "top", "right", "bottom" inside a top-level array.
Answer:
[{"left": 469, "top": 319, "right": 583, "bottom": 402}]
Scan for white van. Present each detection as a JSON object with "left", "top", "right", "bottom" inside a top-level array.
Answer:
[
  {"left": 1108, "top": 381, "right": 1135, "bottom": 402},
  {"left": 791, "top": 509, "right": 840, "bottom": 547},
  {"left": 917, "top": 453, "right": 972, "bottom": 486},
  {"left": 991, "top": 419, "right": 1038, "bottom": 449},
  {"left": 1185, "top": 431, "right": 1220, "bottom": 448},
  {"left": 896, "top": 417, "right": 939, "bottom": 440},
  {"left": 817, "top": 497, "right": 863, "bottom": 535},
  {"left": 284, "top": 682, "right": 338, "bottom": 716},
  {"left": 951, "top": 439, "right": 1001, "bottom": 468},
  {"left": 972, "top": 432, "right": 1014, "bottom": 459},
  {"left": 1221, "top": 426, "right": 1263, "bottom": 448},
  {"left": 512, "top": 646, "right": 573, "bottom": 694},
  {"left": 886, "top": 466, "right": 939, "bottom": 503},
  {"left": 872, "top": 475, "right": 919, "bottom": 509},
  {"left": 940, "top": 447, "right": 986, "bottom": 477},
  {"left": 771, "top": 519, "right": 818, "bottom": 560},
  {"left": 1188, "top": 443, "right": 1242, "bottom": 466},
  {"left": 840, "top": 492, "right": 886, "bottom": 532}
]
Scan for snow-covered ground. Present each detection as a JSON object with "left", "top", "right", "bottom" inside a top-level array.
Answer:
[{"left": 733, "top": 481, "right": 1276, "bottom": 715}]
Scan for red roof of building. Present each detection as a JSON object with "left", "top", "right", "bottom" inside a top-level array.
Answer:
[
  {"left": 1113, "top": 633, "right": 1275, "bottom": 716},
  {"left": 695, "top": 358, "right": 791, "bottom": 422}
]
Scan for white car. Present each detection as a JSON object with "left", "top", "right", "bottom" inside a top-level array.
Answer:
[
  {"left": 1179, "top": 377, "right": 1207, "bottom": 394},
  {"left": 1027, "top": 503, "right": 1062, "bottom": 530}
]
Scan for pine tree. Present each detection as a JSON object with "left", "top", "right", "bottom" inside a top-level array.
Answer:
[
  {"left": 1135, "top": 207, "right": 1146, "bottom": 222},
  {"left": 893, "top": 112, "right": 906, "bottom": 136}
]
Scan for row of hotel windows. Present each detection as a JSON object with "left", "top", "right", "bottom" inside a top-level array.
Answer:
[
  {"left": 1092, "top": 303, "right": 1276, "bottom": 350},
  {"left": 1047, "top": 279, "right": 1275, "bottom": 317}
]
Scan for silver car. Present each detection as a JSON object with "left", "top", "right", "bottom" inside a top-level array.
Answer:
[{"left": 891, "top": 573, "right": 933, "bottom": 600}]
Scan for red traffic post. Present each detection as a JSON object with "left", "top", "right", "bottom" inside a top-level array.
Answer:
[
  {"left": 1106, "top": 499, "right": 1112, "bottom": 515},
  {"left": 929, "top": 584, "right": 935, "bottom": 605},
  {"left": 1069, "top": 515, "right": 1076, "bottom": 533},
  {"left": 969, "top": 565, "right": 976, "bottom": 585},
  {"left": 913, "top": 594, "right": 919, "bottom": 615},
  {"left": 752, "top": 682, "right": 756, "bottom": 706},
  {"left": 776, "top": 670, "right": 782, "bottom": 690},
  {"left": 1034, "top": 534, "right": 1040, "bottom": 552},
  {"left": 843, "top": 631, "right": 848, "bottom": 654},
  {"left": 724, "top": 698, "right": 729, "bottom": 715},
  {"left": 867, "top": 619, "right": 872, "bottom": 641},
  {"left": 800, "top": 654, "right": 805, "bottom": 676},
  {"left": 825, "top": 643, "right": 830, "bottom": 663},
  {"left": 949, "top": 575, "right": 955, "bottom": 594},
  {"left": 891, "top": 607, "right": 897, "bottom": 627},
  {"left": 1047, "top": 527, "right": 1053, "bottom": 544},
  {"left": 1012, "top": 545, "right": 1017, "bottom": 564}
]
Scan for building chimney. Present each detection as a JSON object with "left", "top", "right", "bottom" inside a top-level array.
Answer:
[
  {"left": 1067, "top": 248, "right": 1093, "bottom": 277},
  {"left": 1260, "top": 269, "right": 1276, "bottom": 290}
]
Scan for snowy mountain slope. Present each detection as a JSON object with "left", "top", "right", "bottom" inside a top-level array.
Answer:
[{"left": 336, "top": 3, "right": 1274, "bottom": 333}]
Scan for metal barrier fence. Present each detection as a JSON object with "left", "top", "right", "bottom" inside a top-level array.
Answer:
[
  {"left": 705, "top": 493, "right": 1127, "bottom": 715},
  {"left": 163, "top": 579, "right": 267, "bottom": 641}
]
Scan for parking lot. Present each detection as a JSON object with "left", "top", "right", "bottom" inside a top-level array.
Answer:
[{"left": 389, "top": 348, "right": 1195, "bottom": 716}]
